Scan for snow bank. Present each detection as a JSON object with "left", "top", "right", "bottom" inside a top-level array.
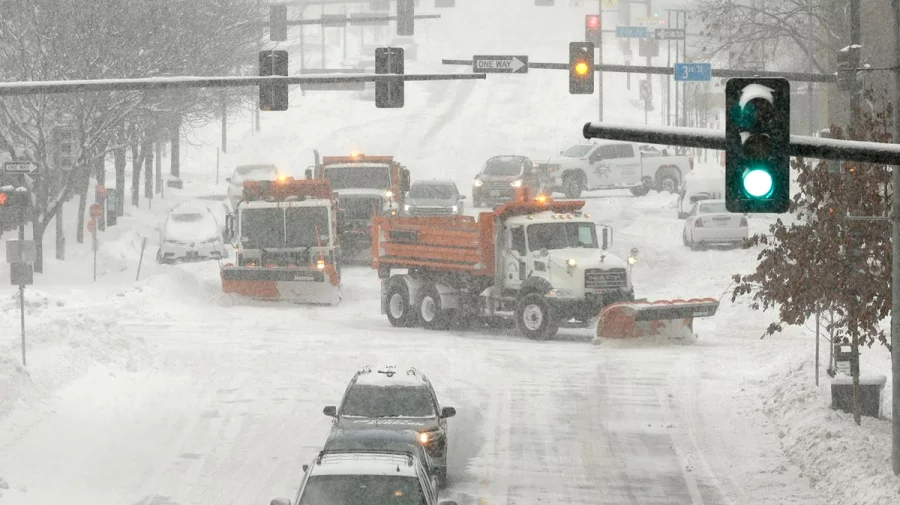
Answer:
[{"left": 763, "top": 357, "right": 899, "bottom": 505}]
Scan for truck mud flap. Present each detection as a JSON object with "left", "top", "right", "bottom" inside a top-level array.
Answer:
[{"left": 594, "top": 298, "right": 719, "bottom": 341}]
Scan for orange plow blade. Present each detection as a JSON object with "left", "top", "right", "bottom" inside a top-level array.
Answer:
[
  {"left": 595, "top": 298, "right": 719, "bottom": 341},
  {"left": 221, "top": 265, "right": 341, "bottom": 305}
]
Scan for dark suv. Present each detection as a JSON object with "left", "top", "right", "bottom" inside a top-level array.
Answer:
[
  {"left": 472, "top": 155, "right": 543, "bottom": 208},
  {"left": 323, "top": 366, "right": 456, "bottom": 484}
]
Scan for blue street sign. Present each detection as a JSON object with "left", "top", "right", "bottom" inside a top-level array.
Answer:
[
  {"left": 674, "top": 63, "right": 712, "bottom": 81},
  {"left": 615, "top": 26, "right": 648, "bottom": 39}
]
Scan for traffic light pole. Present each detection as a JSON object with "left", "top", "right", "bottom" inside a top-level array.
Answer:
[
  {"left": 891, "top": 0, "right": 900, "bottom": 477},
  {"left": 581, "top": 123, "right": 900, "bottom": 165},
  {"left": 597, "top": 0, "right": 603, "bottom": 122}
]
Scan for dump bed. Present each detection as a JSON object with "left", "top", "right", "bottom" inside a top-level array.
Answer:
[{"left": 371, "top": 198, "right": 585, "bottom": 276}]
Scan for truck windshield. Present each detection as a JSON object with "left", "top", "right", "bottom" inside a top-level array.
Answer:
[
  {"left": 527, "top": 222, "right": 598, "bottom": 251},
  {"left": 341, "top": 385, "right": 435, "bottom": 418},
  {"left": 324, "top": 166, "right": 392, "bottom": 190},
  {"left": 240, "top": 208, "right": 284, "bottom": 248},
  {"left": 286, "top": 207, "right": 330, "bottom": 247},
  {"left": 561, "top": 145, "right": 593, "bottom": 157},
  {"left": 482, "top": 158, "right": 524, "bottom": 176},
  {"left": 299, "top": 475, "right": 426, "bottom": 505}
]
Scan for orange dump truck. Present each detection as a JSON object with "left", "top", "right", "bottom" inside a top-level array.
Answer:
[
  {"left": 372, "top": 191, "right": 719, "bottom": 340},
  {"left": 307, "top": 151, "right": 410, "bottom": 263},
  {"left": 221, "top": 178, "right": 341, "bottom": 305}
]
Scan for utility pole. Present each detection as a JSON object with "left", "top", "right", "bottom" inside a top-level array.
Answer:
[
  {"left": 681, "top": 10, "right": 688, "bottom": 127},
  {"left": 597, "top": 0, "right": 604, "bottom": 122},
  {"left": 321, "top": 4, "right": 326, "bottom": 68},
  {"left": 849, "top": 0, "right": 862, "bottom": 140},
  {"left": 890, "top": 0, "right": 900, "bottom": 477},
  {"left": 807, "top": 0, "right": 815, "bottom": 134}
]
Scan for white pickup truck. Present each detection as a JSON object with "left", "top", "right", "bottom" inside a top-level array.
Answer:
[{"left": 537, "top": 141, "right": 694, "bottom": 198}]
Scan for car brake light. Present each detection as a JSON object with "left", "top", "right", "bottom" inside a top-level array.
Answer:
[
  {"left": 740, "top": 217, "right": 748, "bottom": 227},
  {"left": 695, "top": 218, "right": 704, "bottom": 227}
]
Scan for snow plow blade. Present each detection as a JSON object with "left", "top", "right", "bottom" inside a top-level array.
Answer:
[
  {"left": 221, "top": 265, "right": 341, "bottom": 305},
  {"left": 595, "top": 298, "right": 719, "bottom": 341}
]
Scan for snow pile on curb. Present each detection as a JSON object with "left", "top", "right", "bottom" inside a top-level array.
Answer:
[
  {"left": 0, "top": 288, "right": 152, "bottom": 425},
  {"left": 764, "top": 358, "right": 900, "bottom": 505}
]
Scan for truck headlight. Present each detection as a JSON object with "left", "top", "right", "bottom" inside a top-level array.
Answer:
[
  {"left": 451, "top": 205, "right": 458, "bottom": 213},
  {"left": 546, "top": 288, "right": 575, "bottom": 298},
  {"left": 473, "top": 180, "right": 483, "bottom": 187},
  {"left": 566, "top": 258, "right": 577, "bottom": 268},
  {"left": 404, "top": 204, "right": 411, "bottom": 212},
  {"left": 628, "top": 256, "right": 637, "bottom": 265},
  {"left": 511, "top": 179, "right": 523, "bottom": 188},
  {"left": 385, "top": 191, "right": 394, "bottom": 198}
]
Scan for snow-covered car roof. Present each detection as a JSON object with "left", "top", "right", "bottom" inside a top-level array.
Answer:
[
  {"left": 353, "top": 366, "right": 429, "bottom": 387},
  {"left": 311, "top": 451, "right": 420, "bottom": 477},
  {"left": 410, "top": 179, "right": 456, "bottom": 187}
]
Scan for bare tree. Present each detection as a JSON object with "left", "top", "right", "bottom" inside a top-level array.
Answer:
[{"left": 695, "top": 0, "right": 844, "bottom": 73}]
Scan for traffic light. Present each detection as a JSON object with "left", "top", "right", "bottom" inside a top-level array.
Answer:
[
  {"left": 259, "top": 50, "right": 289, "bottom": 111},
  {"left": 376, "top": 47, "right": 404, "bottom": 108},
  {"left": 0, "top": 186, "right": 31, "bottom": 217},
  {"left": 397, "top": 0, "right": 414, "bottom": 36},
  {"left": 725, "top": 77, "right": 791, "bottom": 213},
  {"left": 270, "top": 4, "right": 287, "bottom": 42},
  {"left": 585, "top": 15, "right": 601, "bottom": 45},
  {"left": 569, "top": 42, "right": 594, "bottom": 95}
]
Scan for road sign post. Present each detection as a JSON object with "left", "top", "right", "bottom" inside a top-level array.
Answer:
[
  {"left": 88, "top": 218, "right": 98, "bottom": 282},
  {"left": 640, "top": 80, "right": 651, "bottom": 124},
  {"left": 472, "top": 55, "right": 528, "bottom": 74}
]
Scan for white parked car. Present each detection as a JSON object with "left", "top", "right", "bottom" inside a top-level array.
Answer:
[
  {"left": 682, "top": 199, "right": 748, "bottom": 251},
  {"left": 226, "top": 164, "right": 279, "bottom": 209},
  {"left": 157, "top": 204, "right": 229, "bottom": 264}
]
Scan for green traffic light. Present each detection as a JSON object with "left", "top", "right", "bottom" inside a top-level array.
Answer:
[{"left": 742, "top": 167, "right": 774, "bottom": 198}]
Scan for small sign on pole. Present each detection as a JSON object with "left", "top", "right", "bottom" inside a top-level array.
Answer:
[
  {"left": 674, "top": 63, "right": 712, "bottom": 81},
  {"left": 472, "top": 55, "right": 529, "bottom": 74},
  {"left": 615, "top": 26, "right": 649, "bottom": 39},
  {"left": 653, "top": 28, "right": 686, "bottom": 40},
  {"left": 90, "top": 203, "right": 102, "bottom": 219}
]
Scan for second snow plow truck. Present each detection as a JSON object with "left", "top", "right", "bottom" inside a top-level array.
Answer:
[
  {"left": 221, "top": 177, "right": 341, "bottom": 305},
  {"left": 308, "top": 151, "right": 410, "bottom": 263},
  {"left": 371, "top": 190, "right": 718, "bottom": 340}
]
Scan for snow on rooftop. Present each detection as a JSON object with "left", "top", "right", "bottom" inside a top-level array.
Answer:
[{"left": 352, "top": 367, "right": 428, "bottom": 387}]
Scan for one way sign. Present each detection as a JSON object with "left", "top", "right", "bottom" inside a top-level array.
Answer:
[{"left": 472, "top": 55, "right": 528, "bottom": 74}]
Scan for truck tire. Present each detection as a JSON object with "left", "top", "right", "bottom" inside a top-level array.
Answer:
[
  {"left": 515, "top": 293, "right": 559, "bottom": 340},
  {"left": 562, "top": 173, "right": 584, "bottom": 199},
  {"left": 655, "top": 168, "right": 679, "bottom": 193},
  {"left": 419, "top": 284, "right": 452, "bottom": 330},
  {"left": 386, "top": 281, "right": 417, "bottom": 328}
]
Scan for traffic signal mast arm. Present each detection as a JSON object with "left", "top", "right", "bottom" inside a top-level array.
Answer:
[
  {"left": 0, "top": 73, "right": 486, "bottom": 96},
  {"left": 442, "top": 59, "right": 837, "bottom": 83},
  {"left": 582, "top": 122, "right": 900, "bottom": 166}
]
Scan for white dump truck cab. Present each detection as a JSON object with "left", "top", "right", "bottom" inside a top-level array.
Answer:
[{"left": 491, "top": 209, "right": 634, "bottom": 328}]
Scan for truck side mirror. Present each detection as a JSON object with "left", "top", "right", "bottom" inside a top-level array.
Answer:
[
  {"left": 600, "top": 226, "right": 612, "bottom": 250},
  {"left": 441, "top": 406, "right": 456, "bottom": 418},
  {"left": 305, "top": 168, "right": 313, "bottom": 180},
  {"left": 223, "top": 214, "right": 234, "bottom": 242},
  {"left": 401, "top": 168, "right": 411, "bottom": 192},
  {"left": 323, "top": 405, "right": 337, "bottom": 417},
  {"left": 225, "top": 177, "right": 232, "bottom": 183}
]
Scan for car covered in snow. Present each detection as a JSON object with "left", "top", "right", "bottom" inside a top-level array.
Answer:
[
  {"left": 677, "top": 171, "right": 724, "bottom": 219},
  {"left": 226, "top": 164, "right": 280, "bottom": 209},
  {"left": 157, "top": 204, "right": 229, "bottom": 264},
  {"left": 269, "top": 449, "right": 453, "bottom": 505},
  {"left": 322, "top": 366, "right": 456, "bottom": 484},
  {"left": 322, "top": 427, "right": 440, "bottom": 485},
  {"left": 404, "top": 180, "right": 465, "bottom": 217},
  {"left": 682, "top": 199, "right": 748, "bottom": 251},
  {"left": 472, "top": 155, "right": 542, "bottom": 208}
]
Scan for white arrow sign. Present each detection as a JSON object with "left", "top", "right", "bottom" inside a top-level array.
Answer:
[
  {"left": 472, "top": 55, "right": 529, "bottom": 74},
  {"left": 3, "top": 161, "right": 39, "bottom": 175}
]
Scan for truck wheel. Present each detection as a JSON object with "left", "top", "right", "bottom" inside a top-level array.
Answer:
[
  {"left": 386, "top": 281, "right": 417, "bottom": 328},
  {"left": 563, "top": 174, "right": 583, "bottom": 199},
  {"left": 515, "top": 293, "right": 559, "bottom": 340},
  {"left": 419, "top": 284, "right": 452, "bottom": 330},
  {"left": 656, "top": 170, "right": 679, "bottom": 193}
]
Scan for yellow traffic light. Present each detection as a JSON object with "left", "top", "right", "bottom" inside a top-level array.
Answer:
[{"left": 574, "top": 62, "right": 589, "bottom": 76}]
